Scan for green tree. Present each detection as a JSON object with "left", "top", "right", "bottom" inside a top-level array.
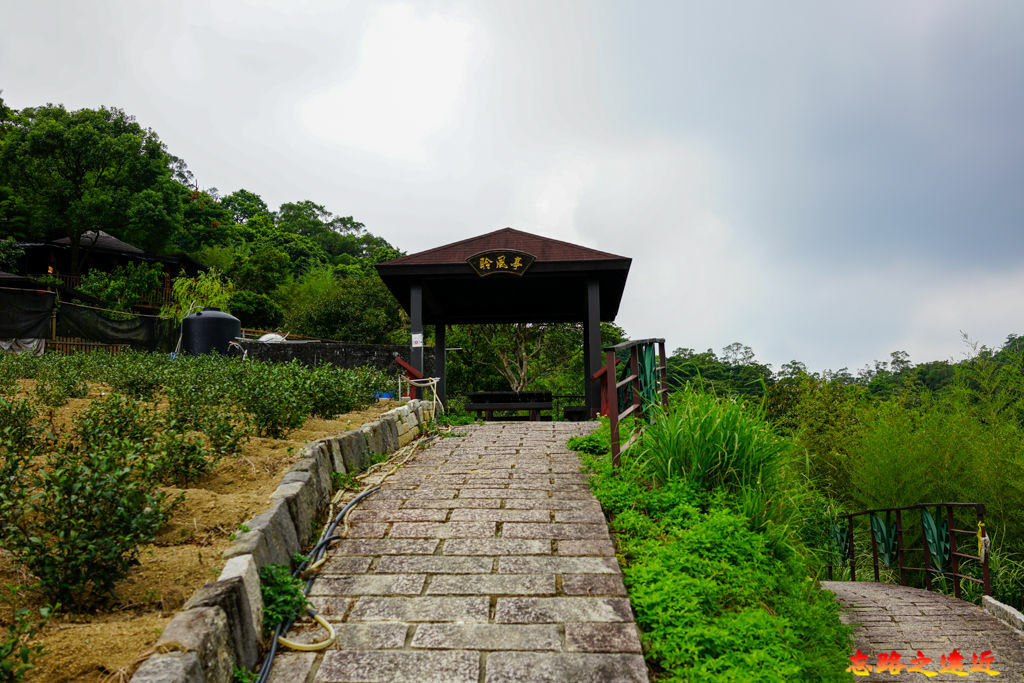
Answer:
[
  {"left": 0, "top": 236, "right": 23, "bottom": 271},
  {"left": 78, "top": 261, "right": 164, "bottom": 313},
  {"left": 172, "top": 185, "right": 239, "bottom": 253},
  {"left": 221, "top": 188, "right": 268, "bottom": 225},
  {"left": 160, "top": 269, "right": 234, "bottom": 322},
  {"left": 0, "top": 104, "right": 183, "bottom": 273},
  {"left": 278, "top": 268, "right": 404, "bottom": 343}
]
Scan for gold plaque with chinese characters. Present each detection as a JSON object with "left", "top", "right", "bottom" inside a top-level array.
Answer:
[{"left": 466, "top": 250, "right": 535, "bottom": 277}]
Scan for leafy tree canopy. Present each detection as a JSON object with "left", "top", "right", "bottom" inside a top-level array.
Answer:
[{"left": 0, "top": 103, "right": 183, "bottom": 273}]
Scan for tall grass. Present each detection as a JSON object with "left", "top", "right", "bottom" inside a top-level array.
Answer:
[{"left": 636, "top": 388, "right": 799, "bottom": 543}]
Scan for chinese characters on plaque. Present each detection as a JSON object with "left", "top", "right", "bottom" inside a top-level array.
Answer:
[{"left": 466, "top": 250, "right": 536, "bottom": 277}]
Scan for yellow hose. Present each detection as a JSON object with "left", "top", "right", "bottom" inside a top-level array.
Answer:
[{"left": 277, "top": 611, "right": 336, "bottom": 651}]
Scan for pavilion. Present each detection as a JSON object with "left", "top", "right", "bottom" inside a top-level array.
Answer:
[{"left": 375, "top": 228, "right": 631, "bottom": 417}]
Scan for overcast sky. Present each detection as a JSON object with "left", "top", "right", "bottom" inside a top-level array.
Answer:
[{"left": 4, "top": 1, "right": 1023, "bottom": 373}]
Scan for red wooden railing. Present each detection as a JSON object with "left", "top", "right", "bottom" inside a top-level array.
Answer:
[
  {"left": 827, "top": 502, "right": 990, "bottom": 597},
  {"left": 594, "top": 338, "right": 669, "bottom": 468}
]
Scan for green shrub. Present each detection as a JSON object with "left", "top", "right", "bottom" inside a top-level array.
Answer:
[
  {"left": 0, "top": 585, "right": 53, "bottom": 682},
  {"left": 75, "top": 394, "right": 158, "bottom": 450},
  {"left": 566, "top": 433, "right": 607, "bottom": 455},
  {"left": 235, "top": 361, "right": 308, "bottom": 438},
  {"left": 0, "top": 441, "right": 177, "bottom": 607},
  {"left": 32, "top": 355, "right": 88, "bottom": 407},
  {"left": 150, "top": 420, "right": 219, "bottom": 486},
  {"left": 259, "top": 564, "right": 308, "bottom": 636},
  {"left": 103, "top": 350, "right": 167, "bottom": 399}
]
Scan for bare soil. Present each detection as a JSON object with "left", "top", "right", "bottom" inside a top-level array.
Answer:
[{"left": 0, "top": 384, "right": 399, "bottom": 682}]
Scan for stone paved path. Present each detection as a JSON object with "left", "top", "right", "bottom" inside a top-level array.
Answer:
[
  {"left": 270, "top": 422, "right": 649, "bottom": 683},
  {"left": 822, "top": 581, "right": 1024, "bottom": 681}
]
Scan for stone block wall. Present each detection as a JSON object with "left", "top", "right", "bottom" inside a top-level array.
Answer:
[{"left": 131, "top": 399, "right": 436, "bottom": 683}]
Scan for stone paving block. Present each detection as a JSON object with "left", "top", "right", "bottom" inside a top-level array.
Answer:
[
  {"left": 355, "top": 498, "right": 405, "bottom": 510},
  {"left": 309, "top": 597, "right": 354, "bottom": 620},
  {"left": 317, "top": 650, "right": 479, "bottom": 683},
  {"left": 561, "top": 574, "right": 628, "bottom": 597},
  {"left": 504, "top": 523, "right": 609, "bottom": 540},
  {"left": 494, "top": 597, "right": 635, "bottom": 623},
  {"left": 449, "top": 508, "right": 550, "bottom": 522},
  {"left": 266, "top": 651, "right": 318, "bottom": 683},
  {"left": 330, "top": 622, "right": 409, "bottom": 650},
  {"left": 376, "top": 487, "right": 458, "bottom": 499},
  {"left": 484, "top": 652, "right": 648, "bottom": 683},
  {"left": 427, "top": 573, "right": 556, "bottom": 596},
  {"left": 310, "top": 573, "right": 426, "bottom": 596},
  {"left": 376, "top": 555, "right": 495, "bottom": 574},
  {"left": 320, "top": 555, "right": 373, "bottom": 574},
  {"left": 554, "top": 509, "right": 609, "bottom": 523},
  {"left": 458, "top": 488, "right": 551, "bottom": 499},
  {"left": 498, "top": 556, "right": 619, "bottom": 574},
  {"left": 565, "top": 623, "right": 643, "bottom": 653},
  {"left": 332, "top": 538, "right": 440, "bottom": 555},
  {"left": 442, "top": 539, "right": 552, "bottom": 556},
  {"left": 348, "top": 508, "right": 449, "bottom": 523},
  {"left": 504, "top": 498, "right": 602, "bottom": 510},
  {"left": 348, "top": 596, "right": 490, "bottom": 622},
  {"left": 389, "top": 521, "right": 496, "bottom": 538},
  {"left": 557, "top": 539, "right": 616, "bottom": 556},
  {"left": 411, "top": 623, "right": 561, "bottom": 651},
  {"left": 403, "top": 498, "right": 501, "bottom": 509},
  {"left": 345, "top": 522, "right": 390, "bottom": 538}
]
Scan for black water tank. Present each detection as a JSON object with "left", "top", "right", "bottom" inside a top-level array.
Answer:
[{"left": 181, "top": 307, "right": 240, "bottom": 356}]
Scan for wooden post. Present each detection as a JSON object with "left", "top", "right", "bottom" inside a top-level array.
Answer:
[
  {"left": 847, "top": 516, "right": 856, "bottom": 582},
  {"left": 585, "top": 278, "right": 602, "bottom": 418},
  {"left": 606, "top": 349, "right": 620, "bottom": 470},
  {"left": 947, "top": 505, "right": 960, "bottom": 599},
  {"left": 979, "top": 504, "right": 990, "bottom": 596},
  {"left": 870, "top": 518, "right": 880, "bottom": 583},
  {"left": 435, "top": 322, "right": 446, "bottom": 408},
  {"left": 895, "top": 509, "right": 907, "bottom": 587},
  {"left": 410, "top": 283, "right": 423, "bottom": 399},
  {"left": 921, "top": 508, "right": 933, "bottom": 591},
  {"left": 658, "top": 340, "right": 669, "bottom": 410}
]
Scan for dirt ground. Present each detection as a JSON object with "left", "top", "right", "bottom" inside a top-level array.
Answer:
[{"left": 0, "top": 385, "right": 399, "bottom": 682}]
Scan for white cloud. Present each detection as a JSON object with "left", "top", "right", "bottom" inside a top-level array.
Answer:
[{"left": 297, "top": 3, "right": 484, "bottom": 162}]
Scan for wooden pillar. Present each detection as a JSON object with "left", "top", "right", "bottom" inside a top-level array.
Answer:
[
  {"left": 410, "top": 283, "right": 423, "bottom": 399},
  {"left": 585, "top": 278, "right": 602, "bottom": 417},
  {"left": 435, "top": 322, "right": 447, "bottom": 408}
]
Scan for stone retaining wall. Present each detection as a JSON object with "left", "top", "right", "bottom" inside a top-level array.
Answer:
[{"left": 131, "top": 399, "right": 436, "bottom": 683}]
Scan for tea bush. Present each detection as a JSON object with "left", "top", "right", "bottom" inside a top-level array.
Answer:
[
  {"left": 0, "top": 440, "right": 177, "bottom": 607},
  {"left": 235, "top": 361, "right": 309, "bottom": 437},
  {"left": 0, "top": 585, "right": 53, "bottom": 682}
]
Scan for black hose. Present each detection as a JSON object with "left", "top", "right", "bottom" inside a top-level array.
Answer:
[{"left": 254, "top": 485, "right": 382, "bottom": 683}]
